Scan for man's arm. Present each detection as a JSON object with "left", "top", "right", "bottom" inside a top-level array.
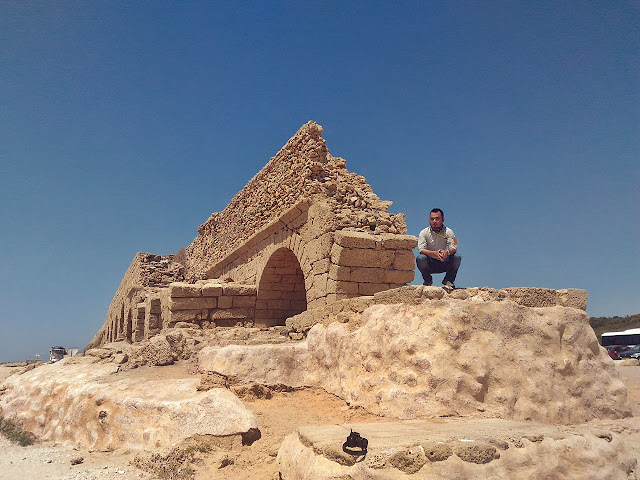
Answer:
[{"left": 442, "top": 228, "right": 458, "bottom": 258}]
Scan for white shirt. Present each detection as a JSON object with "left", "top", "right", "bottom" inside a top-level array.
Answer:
[{"left": 418, "top": 226, "right": 457, "bottom": 252}]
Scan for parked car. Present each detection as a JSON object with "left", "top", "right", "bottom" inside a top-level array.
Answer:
[
  {"left": 605, "top": 345, "right": 628, "bottom": 360},
  {"left": 619, "top": 344, "right": 640, "bottom": 359}
]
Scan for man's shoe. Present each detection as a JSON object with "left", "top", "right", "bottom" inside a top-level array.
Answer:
[
  {"left": 423, "top": 281, "right": 432, "bottom": 286},
  {"left": 443, "top": 281, "right": 455, "bottom": 289}
]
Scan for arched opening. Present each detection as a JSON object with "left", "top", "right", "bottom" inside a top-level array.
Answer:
[{"left": 256, "top": 247, "right": 307, "bottom": 327}]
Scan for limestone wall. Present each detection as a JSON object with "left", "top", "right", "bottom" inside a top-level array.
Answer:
[
  {"left": 184, "top": 121, "right": 407, "bottom": 281},
  {"left": 88, "top": 253, "right": 184, "bottom": 349},
  {"left": 92, "top": 122, "right": 417, "bottom": 346}
]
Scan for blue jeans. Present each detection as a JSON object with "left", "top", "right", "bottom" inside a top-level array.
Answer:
[{"left": 416, "top": 254, "right": 462, "bottom": 285}]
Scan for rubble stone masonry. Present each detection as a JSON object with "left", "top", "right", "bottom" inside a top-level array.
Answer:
[{"left": 89, "top": 122, "right": 417, "bottom": 348}]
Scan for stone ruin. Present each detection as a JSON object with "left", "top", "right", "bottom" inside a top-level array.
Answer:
[
  {"left": 88, "top": 121, "right": 417, "bottom": 348},
  {"left": 1, "top": 122, "right": 637, "bottom": 479}
]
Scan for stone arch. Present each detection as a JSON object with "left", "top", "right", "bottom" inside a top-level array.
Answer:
[{"left": 255, "top": 247, "right": 307, "bottom": 327}]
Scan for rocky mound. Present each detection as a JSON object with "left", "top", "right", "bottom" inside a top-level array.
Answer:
[
  {"left": 0, "top": 361, "right": 258, "bottom": 451},
  {"left": 199, "top": 293, "right": 630, "bottom": 424}
]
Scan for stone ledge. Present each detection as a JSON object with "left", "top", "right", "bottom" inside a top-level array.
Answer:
[
  {"left": 277, "top": 419, "right": 635, "bottom": 479},
  {"left": 287, "top": 286, "right": 588, "bottom": 334}
]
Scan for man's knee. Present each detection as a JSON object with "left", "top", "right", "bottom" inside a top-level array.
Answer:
[
  {"left": 451, "top": 254, "right": 462, "bottom": 268},
  {"left": 416, "top": 254, "right": 430, "bottom": 270}
]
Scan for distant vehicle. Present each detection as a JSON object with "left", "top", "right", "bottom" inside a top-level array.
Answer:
[
  {"left": 601, "top": 328, "right": 640, "bottom": 347},
  {"left": 48, "top": 346, "right": 79, "bottom": 363},
  {"left": 619, "top": 345, "right": 640, "bottom": 360},
  {"left": 49, "top": 346, "right": 67, "bottom": 363},
  {"left": 605, "top": 345, "right": 629, "bottom": 360}
]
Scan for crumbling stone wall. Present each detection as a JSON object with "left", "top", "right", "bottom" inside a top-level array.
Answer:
[
  {"left": 184, "top": 121, "right": 407, "bottom": 280},
  {"left": 88, "top": 253, "right": 185, "bottom": 349},
  {"left": 90, "top": 122, "right": 418, "bottom": 347}
]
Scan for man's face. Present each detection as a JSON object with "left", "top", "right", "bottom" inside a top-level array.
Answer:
[{"left": 429, "top": 212, "right": 444, "bottom": 229}]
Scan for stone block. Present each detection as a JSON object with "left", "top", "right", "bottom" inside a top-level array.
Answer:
[
  {"left": 149, "top": 298, "right": 161, "bottom": 314},
  {"left": 334, "top": 231, "right": 378, "bottom": 249},
  {"left": 290, "top": 299, "right": 307, "bottom": 311},
  {"left": 503, "top": 287, "right": 558, "bottom": 308},
  {"left": 258, "top": 290, "right": 282, "bottom": 300},
  {"left": 233, "top": 296, "right": 256, "bottom": 308},
  {"left": 261, "top": 273, "right": 282, "bottom": 284},
  {"left": 393, "top": 251, "right": 417, "bottom": 271},
  {"left": 268, "top": 299, "right": 291, "bottom": 310},
  {"left": 281, "top": 274, "right": 303, "bottom": 284},
  {"left": 275, "top": 266, "right": 297, "bottom": 275},
  {"left": 328, "top": 264, "right": 351, "bottom": 281},
  {"left": 350, "top": 267, "right": 385, "bottom": 283},
  {"left": 305, "top": 286, "right": 323, "bottom": 302},
  {"left": 308, "top": 296, "right": 328, "bottom": 309},
  {"left": 201, "top": 283, "right": 223, "bottom": 296},
  {"left": 223, "top": 284, "right": 257, "bottom": 296},
  {"left": 379, "top": 234, "right": 419, "bottom": 250},
  {"left": 331, "top": 245, "right": 395, "bottom": 268},
  {"left": 255, "top": 299, "right": 269, "bottom": 310},
  {"left": 326, "top": 293, "right": 351, "bottom": 303},
  {"left": 169, "top": 282, "right": 201, "bottom": 298},
  {"left": 279, "top": 204, "right": 304, "bottom": 225},
  {"left": 210, "top": 308, "right": 251, "bottom": 320},
  {"left": 359, "top": 282, "right": 390, "bottom": 296},
  {"left": 136, "top": 303, "right": 145, "bottom": 319},
  {"left": 169, "top": 297, "right": 218, "bottom": 311},
  {"left": 272, "top": 282, "right": 299, "bottom": 292},
  {"left": 311, "top": 273, "right": 328, "bottom": 292},
  {"left": 373, "top": 285, "right": 424, "bottom": 305},
  {"left": 418, "top": 285, "right": 446, "bottom": 299},
  {"left": 217, "top": 296, "right": 233, "bottom": 308},
  {"left": 326, "top": 279, "right": 359, "bottom": 295},
  {"left": 168, "top": 310, "right": 202, "bottom": 323},
  {"left": 557, "top": 289, "right": 588, "bottom": 311},
  {"left": 384, "top": 269, "right": 415, "bottom": 284},
  {"left": 311, "top": 258, "right": 331, "bottom": 276},
  {"left": 305, "top": 235, "right": 333, "bottom": 265}
]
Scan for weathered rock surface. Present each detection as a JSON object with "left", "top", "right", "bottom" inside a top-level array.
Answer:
[
  {"left": 277, "top": 419, "right": 637, "bottom": 479},
  {"left": 200, "top": 298, "right": 631, "bottom": 424},
  {"left": 0, "top": 361, "right": 258, "bottom": 451}
]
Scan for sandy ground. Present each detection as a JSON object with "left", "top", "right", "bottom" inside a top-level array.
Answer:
[{"left": 0, "top": 362, "right": 638, "bottom": 480}]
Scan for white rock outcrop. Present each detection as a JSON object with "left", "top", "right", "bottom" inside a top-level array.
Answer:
[
  {"left": 199, "top": 298, "right": 631, "bottom": 424},
  {"left": 0, "top": 362, "right": 258, "bottom": 450}
]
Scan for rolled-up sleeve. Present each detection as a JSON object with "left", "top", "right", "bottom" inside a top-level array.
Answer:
[{"left": 418, "top": 230, "right": 428, "bottom": 252}]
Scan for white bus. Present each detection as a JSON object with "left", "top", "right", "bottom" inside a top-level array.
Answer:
[{"left": 601, "top": 328, "right": 640, "bottom": 347}]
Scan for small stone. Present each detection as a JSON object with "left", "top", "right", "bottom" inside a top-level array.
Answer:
[
  {"left": 455, "top": 443, "right": 499, "bottom": 464},
  {"left": 70, "top": 457, "right": 84, "bottom": 465},
  {"left": 388, "top": 447, "right": 427, "bottom": 474},
  {"left": 422, "top": 442, "right": 453, "bottom": 462},
  {"left": 219, "top": 455, "right": 234, "bottom": 468}
]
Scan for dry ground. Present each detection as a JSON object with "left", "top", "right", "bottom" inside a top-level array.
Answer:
[{"left": 0, "top": 362, "right": 638, "bottom": 480}]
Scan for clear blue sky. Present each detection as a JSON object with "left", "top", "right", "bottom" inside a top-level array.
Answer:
[{"left": 1, "top": 2, "right": 638, "bottom": 362}]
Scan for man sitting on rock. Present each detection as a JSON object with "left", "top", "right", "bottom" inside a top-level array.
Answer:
[{"left": 416, "top": 208, "right": 461, "bottom": 288}]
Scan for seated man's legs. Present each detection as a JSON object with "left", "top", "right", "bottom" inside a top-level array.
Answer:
[
  {"left": 416, "top": 254, "right": 462, "bottom": 286},
  {"left": 442, "top": 254, "right": 462, "bottom": 286},
  {"left": 416, "top": 254, "right": 445, "bottom": 285}
]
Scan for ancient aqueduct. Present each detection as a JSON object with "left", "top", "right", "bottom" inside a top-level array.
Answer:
[{"left": 89, "top": 122, "right": 418, "bottom": 347}]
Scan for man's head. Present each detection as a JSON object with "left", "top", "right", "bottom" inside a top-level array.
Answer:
[{"left": 429, "top": 208, "right": 444, "bottom": 229}]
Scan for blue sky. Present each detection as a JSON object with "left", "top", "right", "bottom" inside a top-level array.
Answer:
[{"left": 1, "top": 1, "right": 638, "bottom": 362}]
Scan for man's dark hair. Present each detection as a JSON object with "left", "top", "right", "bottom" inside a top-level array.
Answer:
[{"left": 430, "top": 208, "right": 444, "bottom": 217}]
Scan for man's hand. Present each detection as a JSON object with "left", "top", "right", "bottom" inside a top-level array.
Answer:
[{"left": 437, "top": 249, "right": 449, "bottom": 261}]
